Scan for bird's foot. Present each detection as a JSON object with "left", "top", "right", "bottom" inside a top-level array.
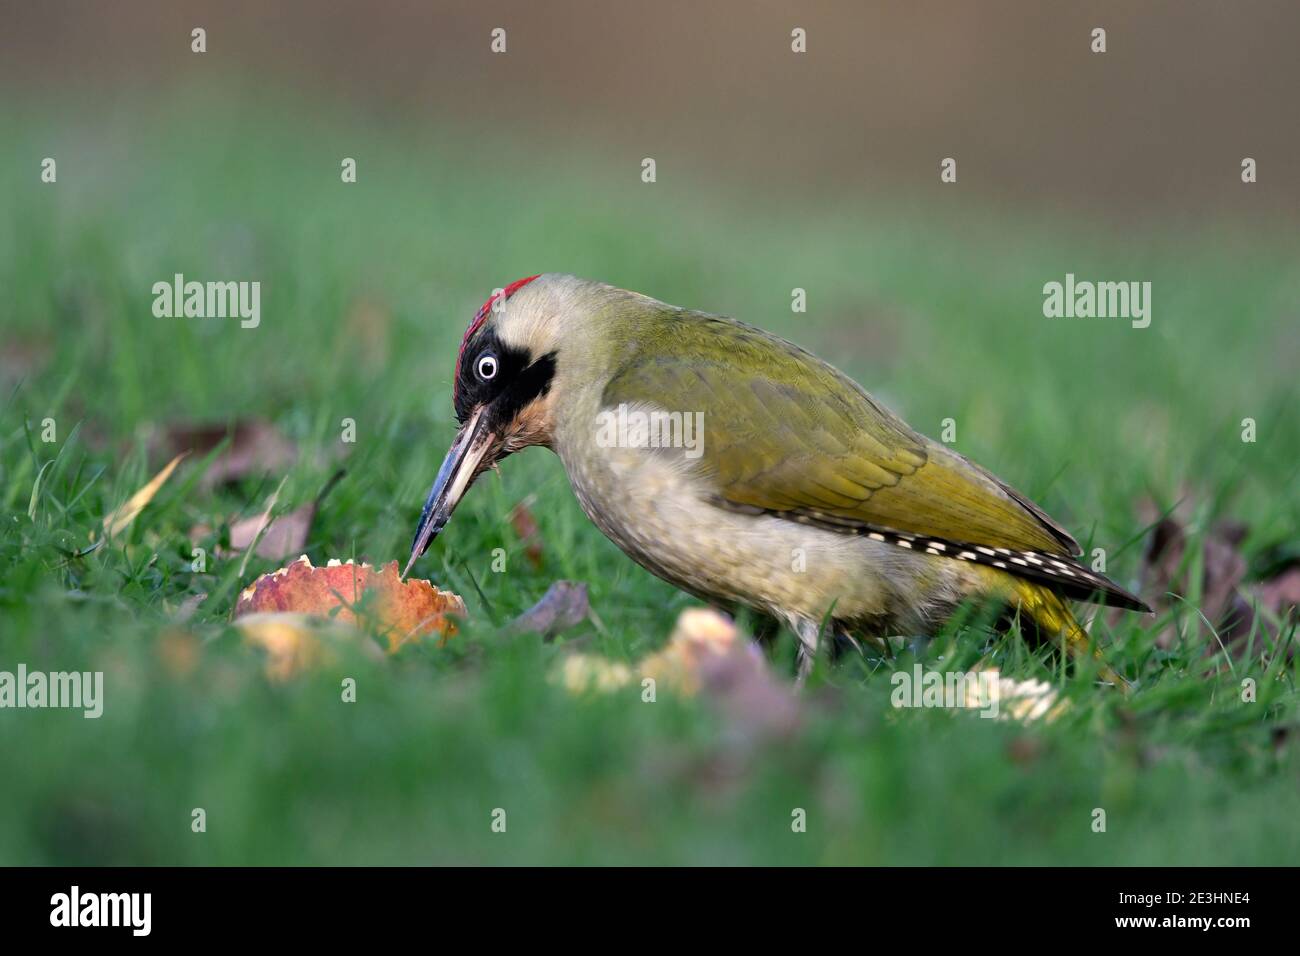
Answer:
[{"left": 793, "top": 619, "right": 821, "bottom": 688}]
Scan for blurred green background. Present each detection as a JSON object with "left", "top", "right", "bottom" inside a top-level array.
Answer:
[{"left": 1, "top": 1, "right": 1297, "bottom": 864}]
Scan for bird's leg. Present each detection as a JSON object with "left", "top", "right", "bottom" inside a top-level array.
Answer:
[
  {"left": 793, "top": 618, "right": 821, "bottom": 686},
  {"left": 829, "top": 623, "right": 866, "bottom": 662},
  {"left": 750, "top": 612, "right": 783, "bottom": 647}
]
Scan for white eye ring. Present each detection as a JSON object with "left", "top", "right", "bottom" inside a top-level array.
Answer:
[{"left": 476, "top": 353, "right": 498, "bottom": 380}]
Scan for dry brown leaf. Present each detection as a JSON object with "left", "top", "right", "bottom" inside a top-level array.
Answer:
[
  {"left": 233, "top": 504, "right": 315, "bottom": 560},
  {"left": 0, "top": 338, "right": 51, "bottom": 387},
  {"left": 511, "top": 581, "right": 588, "bottom": 638},
  {"left": 509, "top": 499, "right": 545, "bottom": 570},
  {"left": 1129, "top": 498, "right": 1297, "bottom": 664},
  {"left": 191, "top": 471, "right": 341, "bottom": 562},
  {"left": 233, "top": 556, "right": 464, "bottom": 653},
  {"left": 169, "top": 592, "right": 208, "bottom": 623},
  {"left": 1252, "top": 566, "right": 1300, "bottom": 621},
  {"left": 102, "top": 452, "right": 187, "bottom": 539},
  {"left": 155, "top": 420, "right": 296, "bottom": 489},
  {"left": 558, "top": 607, "right": 801, "bottom": 739},
  {"left": 638, "top": 607, "right": 745, "bottom": 694},
  {"left": 199, "top": 502, "right": 316, "bottom": 561},
  {"left": 1139, "top": 512, "right": 1241, "bottom": 629}
]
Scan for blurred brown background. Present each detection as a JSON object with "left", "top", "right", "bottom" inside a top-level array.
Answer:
[{"left": 3, "top": 0, "right": 1296, "bottom": 223}]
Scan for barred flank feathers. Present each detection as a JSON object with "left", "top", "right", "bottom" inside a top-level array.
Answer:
[
  {"left": 728, "top": 503, "right": 1143, "bottom": 687},
  {"left": 753, "top": 506, "right": 1152, "bottom": 613}
]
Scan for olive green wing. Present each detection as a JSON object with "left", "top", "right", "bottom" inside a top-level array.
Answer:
[{"left": 601, "top": 311, "right": 1080, "bottom": 557}]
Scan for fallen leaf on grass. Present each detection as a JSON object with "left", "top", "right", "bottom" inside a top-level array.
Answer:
[
  {"left": 1141, "top": 510, "right": 1249, "bottom": 645},
  {"left": 509, "top": 498, "right": 545, "bottom": 569},
  {"left": 191, "top": 469, "right": 342, "bottom": 563},
  {"left": 558, "top": 607, "right": 800, "bottom": 738},
  {"left": 1128, "top": 499, "right": 1296, "bottom": 663},
  {"left": 1254, "top": 566, "right": 1300, "bottom": 619},
  {"left": 193, "top": 502, "right": 316, "bottom": 562},
  {"left": 638, "top": 607, "right": 750, "bottom": 695},
  {"left": 1006, "top": 735, "right": 1044, "bottom": 766},
  {"left": 102, "top": 452, "right": 187, "bottom": 539},
  {"left": 154, "top": 420, "right": 296, "bottom": 489},
  {"left": 672, "top": 611, "right": 802, "bottom": 738},
  {"left": 0, "top": 338, "right": 51, "bottom": 387},
  {"left": 233, "top": 556, "right": 464, "bottom": 654},
  {"left": 511, "top": 580, "right": 589, "bottom": 638},
  {"left": 167, "top": 592, "right": 208, "bottom": 623},
  {"left": 227, "top": 503, "right": 316, "bottom": 560}
]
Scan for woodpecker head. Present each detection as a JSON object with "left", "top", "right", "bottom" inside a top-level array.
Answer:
[{"left": 405, "top": 274, "right": 564, "bottom": 575}]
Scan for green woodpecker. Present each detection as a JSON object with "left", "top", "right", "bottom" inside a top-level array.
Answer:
[{"left": 407, "top": 274, "right": 1148, "bottom": 682}]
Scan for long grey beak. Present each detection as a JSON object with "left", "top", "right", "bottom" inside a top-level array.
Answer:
[{"left": 404, "top": 406, "right": 493, "bottom": 578}]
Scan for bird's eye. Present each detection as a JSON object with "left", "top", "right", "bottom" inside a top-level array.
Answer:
[{"left": 476, "top": 353, "right": 498, "bottom": 381}]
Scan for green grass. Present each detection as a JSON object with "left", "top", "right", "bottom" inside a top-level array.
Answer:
[{"left": 2, "top": 93, "right": 1298, "bottom": 864}]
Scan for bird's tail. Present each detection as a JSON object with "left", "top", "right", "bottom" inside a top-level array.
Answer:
[{"left": 1010, "top": 579, "right": 1130, "bottom": 691}]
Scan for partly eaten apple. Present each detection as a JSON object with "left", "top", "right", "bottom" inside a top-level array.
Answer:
[{"left": 233, "top": 556, "right": 465, "bottom": 668}]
